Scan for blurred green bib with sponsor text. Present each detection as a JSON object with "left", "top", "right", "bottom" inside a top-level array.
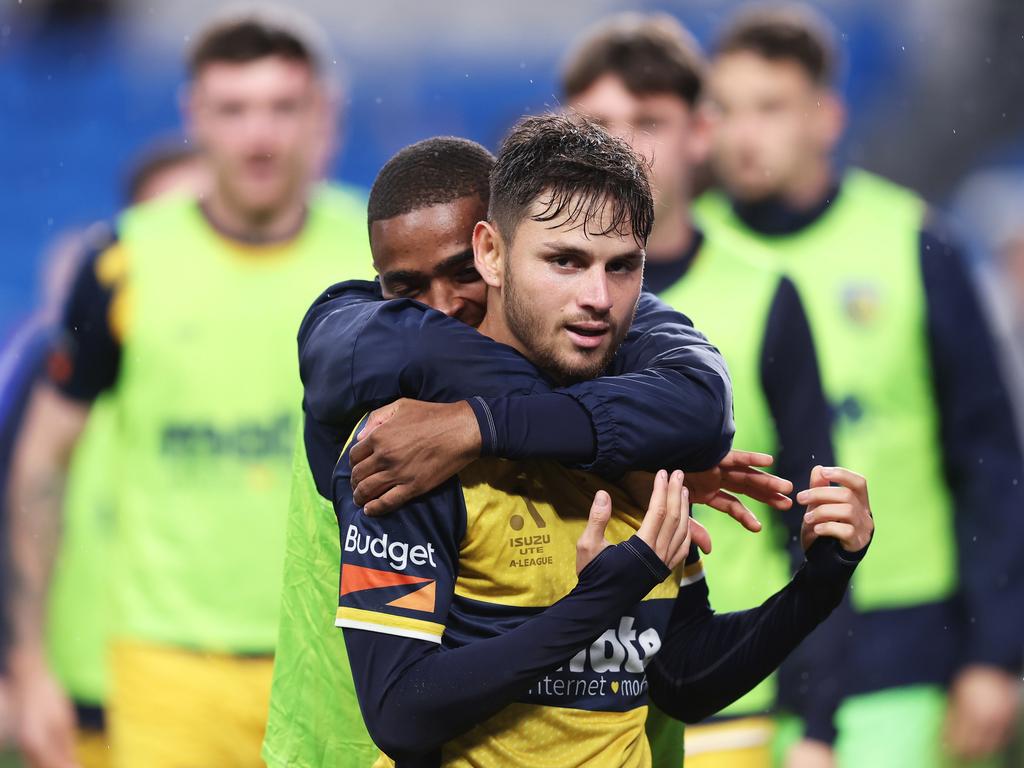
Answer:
[{"left": 111, "top": 186, "right": 370, "bottom": 651}]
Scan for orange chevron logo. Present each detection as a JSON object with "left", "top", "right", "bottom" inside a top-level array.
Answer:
[{"left": 340, "top": 564, "right": 436, "bottom": 614}]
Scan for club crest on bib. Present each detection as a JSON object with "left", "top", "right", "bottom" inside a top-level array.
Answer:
[{"left": 841, "top": 282, "right": 883, "bottom": 326}]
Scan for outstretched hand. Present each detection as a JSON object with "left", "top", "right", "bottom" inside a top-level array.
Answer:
[
  {"left": 577, "top": 470, "right": 708, "bottom": 575},
  {"left": 687, "top": 449, "right": 794, "bottom": 532}
]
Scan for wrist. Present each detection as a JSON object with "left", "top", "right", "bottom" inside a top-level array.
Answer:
[
  {"left": 8, "top": 644, "right": 49, "bottom": 681},
  {"left": 465, "top": 397, "right": 495, "bottom": 456},
  {"left": 454, "top": 400, "right": 482, "bottom": 461}
]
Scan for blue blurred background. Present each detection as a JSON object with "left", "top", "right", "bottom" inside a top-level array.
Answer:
[{"left": 2, "top": 0, "right": 1024, "bottom": 341}]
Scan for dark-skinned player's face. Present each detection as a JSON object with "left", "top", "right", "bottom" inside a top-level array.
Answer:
[{"left": 370, "top": 195, "right": 488, "bottom": 327}]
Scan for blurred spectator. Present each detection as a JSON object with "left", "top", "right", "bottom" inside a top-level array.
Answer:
[
  {"left": 5, "top": 7, "right": 370, "bottom": 768},
  {"left": 0, "top": 142, "right": 206, "bottom": 768},
  {"left": 697, "top": 4, "right": 1024, "bottom": 766}
]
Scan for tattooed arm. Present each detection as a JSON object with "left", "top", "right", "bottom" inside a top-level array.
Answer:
[{"left": 7, "top": 385, "right": 90, "bottom": 768}]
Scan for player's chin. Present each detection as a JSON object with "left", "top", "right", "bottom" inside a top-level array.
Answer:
[{"left": 556, "top": 346, "right": 610, "bottom": 382}]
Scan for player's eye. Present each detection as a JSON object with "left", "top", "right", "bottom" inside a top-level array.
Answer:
[
  {"left": 216, "top": 101, "right": 245, "bottom": 118},
  {"left": 389, "top": 284, "right": 420, "bottom": 298},
  {"left": 273, "top": 99, "right": 301, "bottom": 116},
  {"left": 757, "top": 98, "right": 785, "bottom": 115},
  {"left": 608, "top": 259, "right": 639, "bottom": 274},
  {"left": 549, "top": 255, "right": 579, "bottom": 270},
  {"left": 455, "top": 267, "right": 481, "bottom": 284}
]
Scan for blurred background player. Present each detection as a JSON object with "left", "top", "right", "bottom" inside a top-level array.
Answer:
[
  {"left": 0, "top": 140, "right": 207, "bottom": 768},
  {"left": 698, "top": 5, "right": 1024, "bottom": 766},
  {"left": 561, "top": 13, "right": 840, "bottom": 767},
  {"left": 5, "top": 8, "right": 371, "bottom": 768},
  {"left": 953, "top": 168, "right": 1024, "bottom": 448}
]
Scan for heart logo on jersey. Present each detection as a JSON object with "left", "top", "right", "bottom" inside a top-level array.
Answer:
[{"left": 611, "top": 681, "right": 620, "bottom": 693}]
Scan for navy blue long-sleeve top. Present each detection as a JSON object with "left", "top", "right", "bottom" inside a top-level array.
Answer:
[{"left": 297, "top": 281, "right": 735, "bottom": 496}]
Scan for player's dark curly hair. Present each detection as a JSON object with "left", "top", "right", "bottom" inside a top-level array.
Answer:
[
  {"left": 367, "top": 137, "right": 495, "bottom": 230},
  {"left": 489, "top": 113, "right": 654, "bottom": 246}
]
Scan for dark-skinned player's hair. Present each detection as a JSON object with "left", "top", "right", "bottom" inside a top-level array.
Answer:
[
  {"left": 367, "top": 137, "right": 495, "bottom": 231},
  {"left": 714, "top": 4, "right": 838, "bottom": 86},
  {"left": 488, "top": 113, "right": 653, "bottom": 247},
  {"left": 187, "top": 6, "right": 330, "bottom": 79},
  {"left": 561, "top": 13, "right": 705, "bottom": 107}
]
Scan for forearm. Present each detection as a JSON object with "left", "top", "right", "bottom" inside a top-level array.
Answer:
[
  {"left": 648, "top": 539, "right": 862, "bottom": 723},
  {"left": 301, "top": 281, "right": 581, "bottom": 423},
  {"left": 346, "top": 538, "right": 668, "bottom": 760},
  {"left": 8, "top": 457, "right": 66, "bottom": 655},
  {"left": 6, "top": 387, "right": 85, "bottom": 659},
  {"left": 776, "top": 595, "right": 855, "bottom": 743}
]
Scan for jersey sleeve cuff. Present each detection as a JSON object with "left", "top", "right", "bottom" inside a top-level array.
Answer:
[{"left": 336, "top": 606, "right": 444, "bottom": 644}]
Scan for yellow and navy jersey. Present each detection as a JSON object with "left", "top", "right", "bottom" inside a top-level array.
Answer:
[{"left": 336, "top": 451, "right": 704, "bottom": 768}]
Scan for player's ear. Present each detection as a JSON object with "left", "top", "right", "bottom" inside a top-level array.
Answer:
[
  {"left": 473, "top": 220, "right": 504, "bottom": 289},
  {"left": 815, "top": 88, "right": 846, "bottom": 154},
  {"left": 688, "top": 102, "right": 713, "bottom": 166}
]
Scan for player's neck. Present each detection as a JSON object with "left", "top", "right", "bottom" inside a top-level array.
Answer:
[
  {"left": 477, "top": 296, "right": 522, "bottom": 354},
  {"left": 779, "top": 161, "right": 833, "bottom": 210},
  {"left": 645, "top": 202, "right": 695, "bottom": 264},
  {"left": 201, "top": 187, "right": 309, "bottom": 245}
]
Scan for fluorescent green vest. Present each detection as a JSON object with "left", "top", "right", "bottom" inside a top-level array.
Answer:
[
  {"left": 262, "top": 423, "right": 378, "bottom": 768},
  {"left": 645, "top": 242, "right": 790, "bottom": 768},
  {"left": 46, "top": 394, "right": 117, "bottom": 705},
  {"left": 659, "top": 239, "right": 792, "bottom": 717},
  {"left": 696, "top": 169, "right": 957, "bottom": 611},
  {"left": 111, "top": 185, "right": 370, "bottom": 651}
]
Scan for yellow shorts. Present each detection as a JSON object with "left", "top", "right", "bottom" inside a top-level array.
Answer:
[
  {"left": 75, "top": 726, "right": 111, "bottom": 768},
  {"left": 684, "top": 716, "right": 775, "bottom": 768},
  {"left": 108, "top": 639, "right": 273, "bottom": 768}
]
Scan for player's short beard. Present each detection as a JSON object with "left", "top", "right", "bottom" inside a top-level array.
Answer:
[{"left": 503, "top": 257, "right": 627, "bottom": 385}]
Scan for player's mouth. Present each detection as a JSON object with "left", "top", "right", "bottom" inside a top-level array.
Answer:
[{"left": 564, "top": 322, "right": 610, "bottom": 350}]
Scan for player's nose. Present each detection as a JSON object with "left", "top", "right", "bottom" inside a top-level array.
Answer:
[
  {"left": 578, "top": 269, "right": 612, "bottom": 313},
  {"left": 428, "top": 285, "right": 466, "bottom": 319}
]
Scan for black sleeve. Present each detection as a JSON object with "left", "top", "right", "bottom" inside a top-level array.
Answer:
[
  {"left": 758, "top": 276, "right": 845, "bottom": 741},
  {"left": 919, "top": 218, "right": 1024, "bottom": 671},
  {"left": 343, "top": 538, "right": 670, "bottom": 762},
  {"left": 760, "top": 276, "right": 836, "bottom": 542},
  {"left": 646, "top": 538, "right": 864, "bottom": 724},
  {"left": 48, "top": 227, "right": 122, "bottom": 401}
]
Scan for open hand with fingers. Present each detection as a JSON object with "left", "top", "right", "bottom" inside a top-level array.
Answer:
[
  {"left": 576, "top": 469, "right": 707, "bottom": 575},
  {"left": 686, "top": 449, "right": 794, "bottom": 532},
  {"left": 796, "top": 465, "right": 873, "bottom": 553},
  {"left": 618, "top": 448, "right": 793, "bottom": 538}
]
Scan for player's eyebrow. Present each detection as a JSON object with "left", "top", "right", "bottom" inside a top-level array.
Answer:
[
  {"left": 540, "top": 242, "right": 644, "bottom": 263},
  {"left": 433, "top": 248, "right": 475, "bottom": 275},
  {"left": 379, "top": 268, "right": 428, "bottom": 286}
]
